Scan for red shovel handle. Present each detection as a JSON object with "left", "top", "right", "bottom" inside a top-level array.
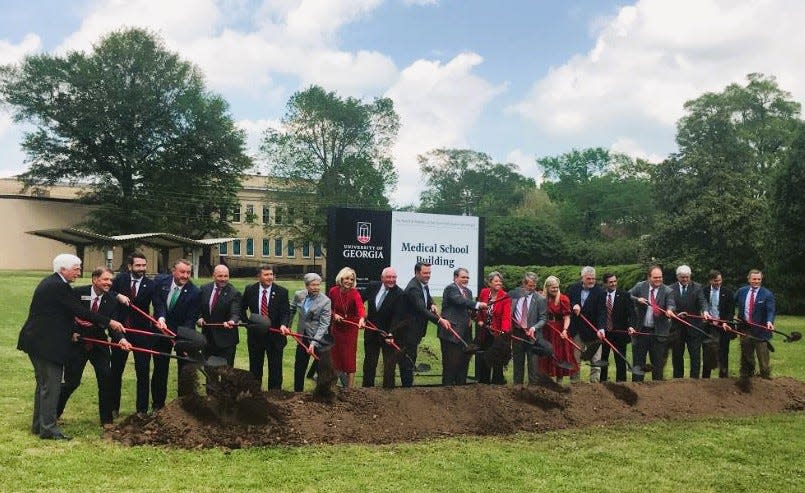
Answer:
[
  {"left": 128, "top": 303, "right": 176, "bottom": 337},
  {"left": 269, "top": 328, "right": 319, "bottom": 360},
  {"left": 545, "top": 322, "right": 581, "bottom": 351}
]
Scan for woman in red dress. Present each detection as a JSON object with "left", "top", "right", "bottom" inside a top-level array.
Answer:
[
  {"left": 475, "top": 271, "right": 512, "bottom": 384},
  {"left": 539, "top": 275, "right": 578, "bottom": 381},
  {"left": 328, "top": 267, "right": 365, "bottom": 388}
]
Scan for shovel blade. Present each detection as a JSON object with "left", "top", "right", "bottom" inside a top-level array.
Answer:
[
  {"left": 786, "top": 331, "right": 802, "bottom": 342},
  {"left": 629, "top": 365, "right": 645, "bottom": 376},
  {"left": 415, "top": 363, "right": 432, "bottom": 373},
  {"left": 554, "top": 360, "right": 575, "bottom": 371},
  {"left": 589, "top": 359, "right": 609, "bottom": 368}
]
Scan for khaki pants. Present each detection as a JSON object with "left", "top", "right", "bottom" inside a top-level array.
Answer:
[
  {"left": 740, "top": 338, "right": 771, "bottom": 378},
  {"left": 571, "top": 335, "right": 603, "bottom": 383}
]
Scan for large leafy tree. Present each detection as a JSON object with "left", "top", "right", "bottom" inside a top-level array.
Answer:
[
  {"left": 418, "top": 148, "right": 535, "bottom": 217},
  {"left": 538, "top": 147, "right": 653, "bottom": 239},
  {"left": 262, "top": 85, "right": 399, "bottom": 247},
  {"left": 0, "top": 28, "right": 250, "bottom": 238},
  {"left": 649, "top": 73, "right": 801, "bottom": 283}
]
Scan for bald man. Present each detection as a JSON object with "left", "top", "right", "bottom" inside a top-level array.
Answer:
[
  {"left": 362, "top": 267, "right": 405, "bottom": 388},
  {"left": 198, "top": 265, "right": 242, "bottom": 366}
]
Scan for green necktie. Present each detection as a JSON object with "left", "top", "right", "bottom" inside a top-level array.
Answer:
[{"left": 168, "top": 286, "right": 180, "bottom": 311}]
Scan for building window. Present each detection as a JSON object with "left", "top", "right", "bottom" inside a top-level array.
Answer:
[
  {"left": 245, "top": 204, "right": 255, "bottom": 223},
  {"left": 262, "top": 238, "right": 270, "bottom": 256},
  {"left": 286, "top": 207, "right": 295, "bottom": 224},
  {"left": 274, "top": 208, "right": 283, "bottom": 225},
  {"left": 302, "top": 243, "right": 311, "bottom": 258},
  {"left": 314, "top": 244, "right": 323, "bottom": 258},
  {"left": 287, "top": 240, "right": 295, "bottom": 257},
  {"left": 232, "top": 239, "right": 241, "bottom": 256},
  {"left": 262, "top": 205, "right": 270, "bottom": 225},
  {"left": 219, "top": 242, "right": 228, "bottom": 255},
  {"left": 246, "top": 238, "right": 254, "bottom": 256},
  {"left": 232, "top": 204, "right": 241, "bottom": 223},
  {"left": 274, "top": 238, "right": 282, "bottom": 257}
]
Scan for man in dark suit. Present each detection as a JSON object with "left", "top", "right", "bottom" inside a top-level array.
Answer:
[
  {"left": 702, "top": 269, "right": 735, "bottom": 378},
  {"left": 668, "top": 265, "right": 710, "bottom": 379},
  {"left": 509, "top": 272, "right": 550, "bottom": 385},
  {"left": 57, "top": 267, "right": 131, "bottom": 428},
  {"left": 17, "top": 254, "right": 124, "bottom": 440},
  {"left": 398, "top": 262, "right": 452, "bottom": 388},
  {"left": 733, "top": 269, "right": 776, "bottom": 379},
  {"left": 599, "top": 273, "right": 637, "bottom": 382},
  {"left": 241, "top": 264, "right": 291, "bottom": 390},
  {"left": 568, "top": 266, "right": 607, "bottom": 382},
  {"left": 198, "top": 264, "right": 242, "bottom": 366},
  {"left": 152, "top": 259, "right": 201, "bottom": 409},
  {"left": 110, "top": 252, "right": 156, "bottom": 417},
  {"left": 439, "top": 268, "right": 486, "bottom": 386},
  {"left": 361, "top": 267, "right": 404, "bottom": 388},
  {"left": 629, "top": 264, "right": 676, "bottom": 382}
]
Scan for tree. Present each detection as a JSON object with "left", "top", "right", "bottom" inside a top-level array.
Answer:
[
  {"left": 484, "top": 216, "right": 567, "bottom": 266},
  {"left": 0, "top": 28, "right": 250, "bottom": 239},
  {"left": 538, "top": 148, "right": 654, "bottom": 238},
  {"left": 768, "top": 123, "right": 805, "bottom": 313},
  {"left": 418, "top": 149, "right": 536, "bottom": 217},
  {"left": 648, "top": 73, "right": 801, "bottom": 283},
  {"left": 262, "top": 86, "right": 399, "bottom": 247}
]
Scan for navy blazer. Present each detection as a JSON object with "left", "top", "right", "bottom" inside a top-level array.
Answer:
[
  {"left": 17, "top": 273, "right": 112, "bottom": 364},
  {"left": 399, "top": 277, "right": 440, "bottom": 345},
  {"left": 112, "top": 272, "right": 156, "bottom": 330},
  {"left": 362, "top": 281, "right": 404, "bottom": 335},
  {"left": 152, "top": 274, "right": 201, "bottom": 331},
  {"left": 567, "top": 282, "right": 606, "bottom": 341},
  {"left": 734, "top": 285, "right": 775, "bottom": 340},
  {"left": 602, "top": 288, "right": 636, "bottom": 344}
]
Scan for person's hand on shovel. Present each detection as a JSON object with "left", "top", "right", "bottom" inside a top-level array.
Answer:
[
  {"left": 628, "top": 327, "right": 637, "bottom": 336},
  {"left": 561, "top": 329, "right": 569, "bottom": 340},
  {"left": 116, "top": 294, "right": 131, "bottom": 306},
  {"left": 109, "top": 320, "right": 124, "bottom": 332},
  {"left": 119, "top": 338, "right": 132, "bottom": 352},
  {"left": 306, "top": 342, "right": 316, "bottom": 356},
  {"left": 526, "top": 327, "right": 536, "bottom": 339},
  {"left": 280, "top": 325, "right": 291, "bottom": 336},
  {"left": 597, "top": 329, "right": 606, "bottom": 341}
]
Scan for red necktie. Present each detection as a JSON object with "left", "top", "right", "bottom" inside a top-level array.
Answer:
[
  {"left": 260, "top": 289, "right": 268, "bottom": 317},
  {"left": 91, "top": 296, "right": 100, "bottom": 312},
  {"left": 650, "top": 288, "right": 660, "bottom": 316},
  {"left": 606, "top": 292, "right": 613, "bottom": 331},
  {"left": 748, "top": 288, "right": 756, "bottom": 321},
  {"left": 130, "top": 279, "right": 138, "bottom": 298},
  {"left": 210, "top": 286, "right": 220, "bottom": 310}
]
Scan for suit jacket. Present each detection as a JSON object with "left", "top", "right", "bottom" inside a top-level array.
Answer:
[
  {"left": 602, "top": 288, "right": 636, "bottom": 344},
  {"left": 241, "top": 282, "right": 291, "bottom": 344},
  {"left": 72, "top": 284, "right": 124, "bottom": 343},
  {"left": 200, "top": 282, "right": 242, "bottom": 349},
  {"left": 362, "top": 281, "right": 404, "bottom": 335},
  {"left": 399, "top": 277, "right": 440, "bottom": 345},
  {"left": 439, "top": 283, "right": 477, "bottom": 344},
  {"left": 17, "top": 273, "right": 112, "bottom": 364},
  {"left": 508, "top": 287, "right": 547, "bottom": 333},
  {"left": 290, "top": 290, "right": 331, "bottom": 348},
  {"left": 112, "top": 272, "right": 156, "bottom": 330},
  {"left": 703, "top": 285, "right": 734, "bottom": 322},
  {"left": 669, "top": 281, "right": 708, "bottom": 330},
  {"left": 734, "top": 285, "right": 775, "bottom": 340},
  {"left": 152, "top": 274, "right": 201, "bottom": 331},
  {"left": 629, "top": 281, "right": 676, "bottom": 336},
  {"left": 567, "top": 282, "right": 606, "bottom": 341}
]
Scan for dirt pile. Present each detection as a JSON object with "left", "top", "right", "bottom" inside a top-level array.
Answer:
[{"left": 108, "top": 377, "right": 805, "bottom": 449}]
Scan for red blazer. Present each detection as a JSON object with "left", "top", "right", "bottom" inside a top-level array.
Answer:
[{"left": 477, "top": 288, "right": 512, "bottom": 339}]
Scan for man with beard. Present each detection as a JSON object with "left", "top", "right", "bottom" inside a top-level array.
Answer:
[
  {"left": 111, "top": 252, "right": 156, "bottom": 417},
  {"left": 599, "top": 273, "right": 636, "bottom": 382}
]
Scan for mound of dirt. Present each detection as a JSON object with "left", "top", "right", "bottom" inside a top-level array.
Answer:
[{"left": 107, "top": 377, "right": 805, "bottom": 449}]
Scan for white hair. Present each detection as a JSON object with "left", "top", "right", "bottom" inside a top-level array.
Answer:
[
  {"left": 676, "top": 265, "right": 692, "bottom": 276},
  {"left": 303, "top": 272, "right": 322, "bottom": 285},
  {"left": 581, "top": 266, "right": 596, "bottom": 277},
  {"left": 53, "top": 253, "right": 81, "bottom": 273}
]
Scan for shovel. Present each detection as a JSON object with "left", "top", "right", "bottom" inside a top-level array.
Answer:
[
  {"left": 507, "top": 331, "right": 584, "bottom": 372},
  {"left": 247, "top": 314, "right": 322, "bottom": 360},
  {"left": 736, "top": 318, "right": 802, "bottom": 343},
  {"left": 577, "top": 313, "right": 642, "bottom": 376}
]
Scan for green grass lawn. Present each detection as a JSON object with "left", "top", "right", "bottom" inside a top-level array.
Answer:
[{"left": 1, "top": 271, "right": 803, "bottom": 492}]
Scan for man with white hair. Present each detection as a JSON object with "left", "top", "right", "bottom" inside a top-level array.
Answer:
[
  {"left": 568, "top": 266, "right": 607, "bottom": 383},
  {"left": 668, "top": 265, "right": 710, "bottom": 378},
  {"left": 17, "top": 254, "right": 124, "bottom": 440}
]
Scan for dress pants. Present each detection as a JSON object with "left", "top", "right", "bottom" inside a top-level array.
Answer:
[
  {"left": 600, "top": 339, "right": 629, "bottom": 382},
  {"left": 671, "top": 325, "right": 703, "bottom": 378},
  {"left": 398, "top": 340, "right": 420, "bottom": 388},
  {"left": 293, "top": 344, "right": 323, "bottom": 392},
  {"left": 703, "top": 331, "right": 732, "bottom": 378},
  {"left": 205, "top": 343, "right": 237, "bottom": 367},
  {"left": 440, "top": 338, "right": 470, "bottom": 386},
  {"left": 248, "top": 331, "right": 286, "bottom": 390},
  {"left": 28, "top": 354, "right": 64, "bottom": 438},
  {"left": 632, "top": 328, "right": 667, "bottom": 382},
  {"left": 740, "top": 337, "right": 771, "bottom": 378},
  {"left": 57, "top": 343, "right": 113, "bottom": 424},
  {"left": 511, "top": 328, "right": 540, "bottom": 385},
  {"left": 362, "top": 331, "right": 397, "bottom": 388},
  {"left": 110, "top": 331, "right": 155, "bottom": 414},
  {"left": 150, "top": 336, "right": 173, "bottom": 410}
]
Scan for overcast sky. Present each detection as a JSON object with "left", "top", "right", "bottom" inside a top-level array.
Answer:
[{"left": 1, "top": 0, "right": 804, "bottom": 206}]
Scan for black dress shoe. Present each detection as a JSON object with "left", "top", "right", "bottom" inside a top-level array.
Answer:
[{"left": 41, "top": 432, "right": 72, "bottom": 441}]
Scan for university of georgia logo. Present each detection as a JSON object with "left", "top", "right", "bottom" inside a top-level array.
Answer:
[{"left": 356, "top": 222, "right": 372, "bottom": 244}]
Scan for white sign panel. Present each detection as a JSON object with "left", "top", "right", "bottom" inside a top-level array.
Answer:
[{"left": 390, "top": 211, "right": 480, "bottom": 297}]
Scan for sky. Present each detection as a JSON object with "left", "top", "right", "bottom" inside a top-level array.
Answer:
[{"left": 2, "top": 0, "right": 805, "bottom": 206}]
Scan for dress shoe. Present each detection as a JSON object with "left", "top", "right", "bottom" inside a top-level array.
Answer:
[
  {"left": 41, "top": 432, "right": 72, "bottom": 441},
  {"left": 111, "top": 410, "right": 119, "bottom": 419},
  {"left": 102, "top": 423, "right": 115, "bottom": 431}
]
